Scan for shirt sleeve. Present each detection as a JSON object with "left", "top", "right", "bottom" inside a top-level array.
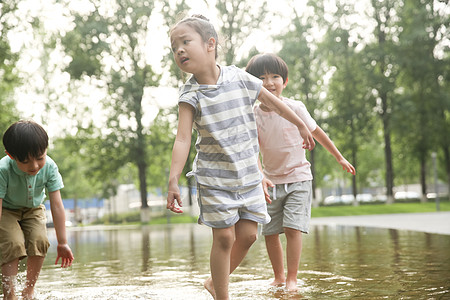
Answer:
[
  {"left": 0, "top": 168, "right": 7, "bottom": 199},
  {"left": 291, "top": 100, "right": 317, "bottom": 132},
  {"left": 45, "top": 157, "right": 64, "bottom": 192},
  {"left": 238, "top": 67, "right": 263, "bottom": 102}
]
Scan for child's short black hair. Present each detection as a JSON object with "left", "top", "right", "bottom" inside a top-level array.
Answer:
[
  {"left": 245, "top": 53, "right": 289, "bottom": 84},
  {"left": 3, "top": 120, "right": 48, "bottom": 162}
]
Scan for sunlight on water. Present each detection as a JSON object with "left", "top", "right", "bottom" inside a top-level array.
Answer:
[{"left": 1, "top": 223, "right": 449, "bottom": 299}]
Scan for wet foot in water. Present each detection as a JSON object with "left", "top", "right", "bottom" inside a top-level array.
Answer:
[
  {"left": 269, "top": 278, "right": 286, "bottom": 287},
  {"left": 285, "top": 279, "right": 298, "bottom": 292},
  {"left": 204, "top": 277, "right": 216, "bottom": 299}
]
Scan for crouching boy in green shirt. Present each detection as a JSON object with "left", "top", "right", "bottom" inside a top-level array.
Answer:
[{"left": 0, "top": 120, "right": 74, "bottom": 300}]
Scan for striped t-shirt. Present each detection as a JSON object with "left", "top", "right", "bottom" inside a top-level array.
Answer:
[{"left": 179, "top": 65, "right": 263, "bottom": 191}]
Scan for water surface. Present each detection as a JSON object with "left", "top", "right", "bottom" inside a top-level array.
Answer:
[{"left": 4, "top": 223, "right": 450, "bottom": 299}]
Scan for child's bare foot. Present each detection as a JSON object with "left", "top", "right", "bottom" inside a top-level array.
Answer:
[
  {"left": 269, "top": 278, "right": 285, "bottom": 287},
  {"left": 285, "top": 279, "right": 298, "bottom": 291},
  {"left": 204, "top": 277, "right": 216, "bottom": 299},
  {"left": 2, "top": 275, "right": 18, "bottom": 300},
  {"left": 22, "top": 285, "right": 35, "bottom": 300}
]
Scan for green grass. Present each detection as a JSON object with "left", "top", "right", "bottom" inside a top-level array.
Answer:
[
  {"left": 90, "top": 200, "right": 449, "bottom": 226},
  {"left": 311, "top": 200, "right": 450, "bottom": 218},
  {"left": 148, "top": 214, "right": 197, "bottom": 225}
]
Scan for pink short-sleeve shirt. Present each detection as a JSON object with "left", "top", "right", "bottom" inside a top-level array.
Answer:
[{"left": 254, "top": 98, "right": 317, "bottom": 184}]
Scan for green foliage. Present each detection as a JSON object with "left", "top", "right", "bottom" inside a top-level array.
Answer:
[
  {"left": 215, "top": 0, "right": 268, "bottom": 65},
  {"left": 147, "top": 107, "right": 178, "bottom": 188},
  {"left": 50, "top": 134, "right": 102, "bottom": 200},
  {"left": 390, "top": 0, "right": 450, "bottom": 194},
  {"left": 0, "top": 0, "right": 20, "bottom": 138}
]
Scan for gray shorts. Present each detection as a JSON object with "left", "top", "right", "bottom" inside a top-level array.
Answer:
[{"left": 262, "top": 181, "right": 312, "bottom": 235}]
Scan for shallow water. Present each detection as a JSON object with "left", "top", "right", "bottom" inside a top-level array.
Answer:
[{"left": 3, "top": 223, "right": 450, "bottom": 299}]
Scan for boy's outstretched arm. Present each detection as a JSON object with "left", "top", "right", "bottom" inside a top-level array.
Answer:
[
  {"left": 258, "top": 88, "right": 315, "bottom": 150},
  {"left": 49, "top": 190, "right": 74, "bottom": 268},
  {"left": 167, "top": 103, "right": 195, "bottom": 214},
  {"left": 312, "top": 126, "right": 356, "bottom": 175}
]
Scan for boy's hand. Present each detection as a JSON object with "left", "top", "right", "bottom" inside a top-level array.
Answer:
[
  {"left": 299, "top": 127, "right": 315, "bottom": 151},
  {"left": 55, "top": 244, "right": 74, "bottom": 268},
  {"left": 167, "top": 181, "right": 183, "bottom": 213},
  {"left": 339, "top": 158, "right": 356, "bottom": 175},
  {"left": 262, "top": 177, "right": 274, "bottom": 204}
]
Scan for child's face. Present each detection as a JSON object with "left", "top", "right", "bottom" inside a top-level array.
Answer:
[
  {"left": 259, "top": 73, "right": 287, "bottom": 99},
  {"left": 14, "top": 150, "right": 47, "bottom": 176},
  {"left": 170, "top": 24, "right": 211, "bottom": 74}
]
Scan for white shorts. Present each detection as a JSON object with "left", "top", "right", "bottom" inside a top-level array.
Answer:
[{"left": 197, "top": 184, "right": 271, "bottom": 228}]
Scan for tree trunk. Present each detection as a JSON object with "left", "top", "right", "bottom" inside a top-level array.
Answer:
[
  {"left": 420, "top": 154, "right": 427, "bottom": 203},
  {"left": 138, "top": 160, "right": 150, "bottom": 223},
  {"left": 381, "top": 92, "right": 394, "bottom": 204},
  {"left": 444, "top": 146, "right": 450, "bottom": 201}
]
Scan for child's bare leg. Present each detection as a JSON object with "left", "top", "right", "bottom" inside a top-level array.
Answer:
[
  {"left": 207, "top": 226, "right": 235, "bottom": 300},
  {"left": 264, "top": 234, "right": 286, "bottom": 286},
  {"left": 284, "top": 228, "right": 302, "bottom": 291},
  {"left": 205, "top": 220, "right": 257, "bottom": 299},
  {"left": 22, "top": 256, "right": 45, "bottom": 299},
  {"left": 1, "top": 259, "right": 19, "bottom": 300},
  {"left": 229, "top": 219, "right": 257, "bottom": 272}
]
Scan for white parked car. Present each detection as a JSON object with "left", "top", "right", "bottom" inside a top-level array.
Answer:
[{"left": 394, "top": 191, "right": 420, "bottom": 199}]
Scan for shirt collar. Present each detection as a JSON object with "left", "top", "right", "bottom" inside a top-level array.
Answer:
[{"left": 179, "top": 65, "right": 224, "bottom": 97}]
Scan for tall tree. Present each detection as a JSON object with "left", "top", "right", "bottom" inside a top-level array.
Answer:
[
  {"left": 60, "top": 0, "right": 160, "bottom": 221},
  {"left": 366, "top": 0, "right": 402, "bottom": 204},
  {"left": 395, "top": 0, "right": 450, "bottom": 201},
  {"left": 317, "top": 1, "right": 375, "bottom": 205}
]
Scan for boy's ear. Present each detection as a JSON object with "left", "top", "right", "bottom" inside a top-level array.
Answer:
[
  {"left": 5, "top": 151, "right": 15, "bottom": 160},
  {"left": 284, "top": 77, "right": 289, "bottom": 87},
  {"left": 207, "top": 37, "right": 216, "bottom": 51}
]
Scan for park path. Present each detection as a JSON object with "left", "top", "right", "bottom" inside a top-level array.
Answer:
[{"left": 310, "top": 211, "right": 450, "bottom": 235}]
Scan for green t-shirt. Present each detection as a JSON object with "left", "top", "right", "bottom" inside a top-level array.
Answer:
[{"left": 0, "top": 155, "right": 64, "bottom": 209}]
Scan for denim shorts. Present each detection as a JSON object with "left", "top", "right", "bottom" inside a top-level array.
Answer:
[
  {"left": 197, "top": 184, "right": 271, "bottom": 229},
  {"left": 262, "top": 181, "right": 312, "bottom": 235},
  {"left": 0, "top": 204, "right": 50, "bottom": 265}
]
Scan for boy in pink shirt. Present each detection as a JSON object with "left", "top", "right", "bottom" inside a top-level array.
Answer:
[{"left": 246, "top": 53, "right": 356, "bottom": 291}]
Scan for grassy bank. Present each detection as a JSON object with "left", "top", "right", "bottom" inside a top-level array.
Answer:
[
  {"left": 92, "top": 200, "right": 449, "bottom": 226},
  {"left": 311, "top": 201, "right": 450, "bottom": 218}
]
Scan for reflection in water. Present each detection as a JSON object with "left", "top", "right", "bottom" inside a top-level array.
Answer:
[{"left": 2, "top": 224, "right": 449, "bottom": 299}]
